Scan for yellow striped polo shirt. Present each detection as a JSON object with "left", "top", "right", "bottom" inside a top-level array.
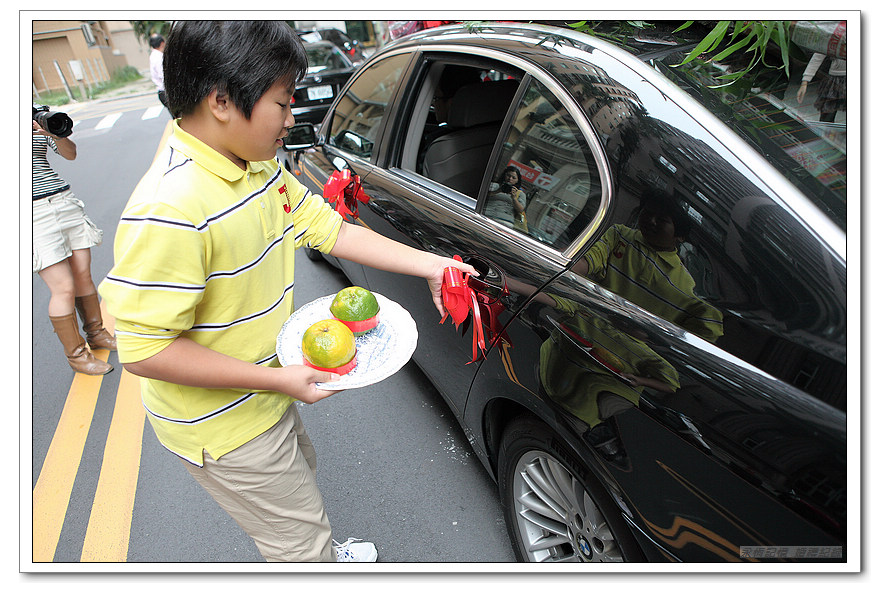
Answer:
[
  {"left": 581, "top": 224, "right": 724, "bottom": 343},
  {"left": 99, "top": 121, "right": 342, "bottom": 466}
]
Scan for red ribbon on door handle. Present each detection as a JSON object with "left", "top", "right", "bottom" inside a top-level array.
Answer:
[
  {"left": 441, "top": 255, "right": 486, "bottom": 363},
  {"left": 324, "top": 169, "right": 369, "bottom": 220}
]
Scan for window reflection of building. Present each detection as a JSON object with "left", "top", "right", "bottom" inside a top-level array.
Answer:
[
  {"left": 493, "top": 79, "right": 602, "bottom": 247},
  {"left": 330, "top": 56, "right": 407, "bottom": 152}
]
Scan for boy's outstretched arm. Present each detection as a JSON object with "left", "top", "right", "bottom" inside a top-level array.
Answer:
[
  {"left": 123, "top": 337, "right": 342, "bottom": 404},
  {"left": 328, "top": 222, "right": 478, "bottom": 318}
]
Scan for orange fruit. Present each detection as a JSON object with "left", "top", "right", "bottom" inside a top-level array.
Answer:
[
  {"left": 330, "top": 286, "right": 380, "bottom": 336},
  {"left": 301, "top": 318, "right": 357, "bottom": 373}
]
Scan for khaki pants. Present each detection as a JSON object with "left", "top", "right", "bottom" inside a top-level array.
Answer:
[{"left": 182, "top": 403, "right": 335, "bottom": 562}]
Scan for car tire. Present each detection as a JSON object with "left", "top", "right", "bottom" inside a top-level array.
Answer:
[{"left": 497, "top": 415, "right": 641, "bottom": 562}]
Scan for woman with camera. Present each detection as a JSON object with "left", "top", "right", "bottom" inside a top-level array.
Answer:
[
  {"left": 485, "top": 165, "right": 528, "bottom": 233},
  {"left": 33, "top": 113, "right": 116, "bottom": 375}
]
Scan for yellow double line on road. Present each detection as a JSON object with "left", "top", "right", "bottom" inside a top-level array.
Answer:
[
  {"left": 32, "top": 303, "right": 146, "bottom": 562},
  {"left": 32, "top": 122, "right": 175, "bottom": 563}
]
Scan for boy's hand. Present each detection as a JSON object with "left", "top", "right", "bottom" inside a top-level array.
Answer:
[
  {"left": 426, "top": 255, "right": 478, "bottom": 318},
  {"left": 274, "top": 364, "right": 345, "bottom": 403}
]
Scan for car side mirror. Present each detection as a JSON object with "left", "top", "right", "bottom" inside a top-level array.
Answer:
[{"left": 283, "top": 123, "right": 317, "bottom": 151}]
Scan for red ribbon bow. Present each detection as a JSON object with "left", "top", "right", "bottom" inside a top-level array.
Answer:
[
  {"left": 324, "top": 170, "right": 369, "bottom": 220},
  {"left": 441, "top": 255, "right": 486, "bottom": 363}
]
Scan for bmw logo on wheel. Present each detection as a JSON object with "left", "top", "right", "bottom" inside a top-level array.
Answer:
[{"left": 577, "top": 534, "right": 593, "bottom": 560}]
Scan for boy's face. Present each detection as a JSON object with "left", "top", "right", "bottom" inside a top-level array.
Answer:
[
  {"left": 223, "top": 79, "right": 296, "bottom": 165},
  {"left": 637, "top": 207, "right": 680, "bottom": 251}
]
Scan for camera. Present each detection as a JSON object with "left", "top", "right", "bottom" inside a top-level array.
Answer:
[
  {"left": 33, "top": 105, "right": 73, "bottom": 138},
  {"left": 500, "top": 183, "right": 513, "bottom": 194}
]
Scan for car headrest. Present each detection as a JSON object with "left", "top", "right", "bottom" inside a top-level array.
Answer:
[{"left": 447, "top": 79, "right": 520, "bottom": 128}]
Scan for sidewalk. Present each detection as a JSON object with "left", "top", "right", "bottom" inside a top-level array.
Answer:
[{"left": 52, "top": 75, "right": 158, "bottom": 116}]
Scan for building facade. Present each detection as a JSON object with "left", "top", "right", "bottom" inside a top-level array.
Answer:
[{"left": 32, "top": 20, "right": 137, "bottom": 99}]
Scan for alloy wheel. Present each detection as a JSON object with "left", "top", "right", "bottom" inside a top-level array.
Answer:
[{"left": 511, "top": 449, "right": 623, "bottom": 562}]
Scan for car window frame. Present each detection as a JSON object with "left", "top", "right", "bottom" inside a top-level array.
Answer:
[
  {"left": 379, "top": 44, "right": 615, "bottom": 262},
  {"left": 319, "top": 49, "right": 417, "bottom": 166},
  {"left": 478, "top": 73, "right": 608, "bottom": 250}
]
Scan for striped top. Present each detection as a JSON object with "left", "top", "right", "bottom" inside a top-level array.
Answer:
[
  {"left": 32, "top": 134, "right": 70, "bottom": 199},
  {"left": 99, "top": 121, "right": 343, "bottom": 465},
  {"left": 581, "top": 224, "right": 724, "bottom": 343}
]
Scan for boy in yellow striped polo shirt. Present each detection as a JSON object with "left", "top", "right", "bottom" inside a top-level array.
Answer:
[
  {"left": 98, "top": 21, "right": 474, "bottom": 563},
  {"left": 575, "top": 189, "right": 724, "bottom": 343}
]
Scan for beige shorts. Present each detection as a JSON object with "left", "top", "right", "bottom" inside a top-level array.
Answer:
[
  {"left": 181, "top": 403, "right": 335, "bottom": 562},
  {"left": 32, "top": 190, "right": 103, "bottom": 273}
]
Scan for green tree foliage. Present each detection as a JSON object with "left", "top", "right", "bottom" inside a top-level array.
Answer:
[
  {"left": 670, "top": 20, "right": 792, "bottom": 86},
  {"left": 567, "top": 20, "right": 794, "bottom": 87}
]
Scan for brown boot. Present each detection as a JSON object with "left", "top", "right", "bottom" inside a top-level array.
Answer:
[
  {"left": 74, "top": 293, "right": 117, "bottom": 351},
  {"left": 49, "top": 313, "right": 113, "bottom": 375}
]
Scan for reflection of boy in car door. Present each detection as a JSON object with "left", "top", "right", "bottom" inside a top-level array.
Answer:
[
  {"left": 573, "top": 189, "right": 724, "bottom": 343},
  {"left": 537, "top": 292, "right": 680, "bottom": 465}
]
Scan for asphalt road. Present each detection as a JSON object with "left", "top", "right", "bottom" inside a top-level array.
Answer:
[{"left": 27, "top": 89, "right": 515, "bottom": 566}]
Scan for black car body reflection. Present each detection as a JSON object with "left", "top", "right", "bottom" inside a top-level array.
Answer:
[{"left": 280, "top": 22, "right": 848, "bottom": 563}]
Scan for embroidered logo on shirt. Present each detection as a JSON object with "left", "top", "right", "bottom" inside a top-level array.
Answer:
[{"left": 279, "top": 184, "right": 292, "bottom": 213}]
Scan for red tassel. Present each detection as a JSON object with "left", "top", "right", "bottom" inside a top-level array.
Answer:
[
  {"left": 441, "top": 255, "right": 486, "bottom": 363},
  {"left": 323, "top": 170, "right": 370, "bottom": 220}
]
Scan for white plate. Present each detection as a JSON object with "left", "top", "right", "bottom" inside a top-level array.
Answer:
[{"left": 276, "top": 292, "right": 418, "bottom": 389}]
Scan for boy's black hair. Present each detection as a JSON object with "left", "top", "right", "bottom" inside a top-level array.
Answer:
[
  {"left": 164, "top": 21, "right": 307, "bottom": 119},
  {"left": 639, "top": 188, "right": 692, "bottom": 238},
  {"left": 149, "top": 34, "right": 164, "bottom": 49}
]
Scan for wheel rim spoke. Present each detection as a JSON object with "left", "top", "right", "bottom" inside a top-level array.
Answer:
[
  {"left": 512, "top": 449, "right": 622, "bottom": 563},
  {"left": 521, "top": 461, "right": 568, "bottom": 519}
]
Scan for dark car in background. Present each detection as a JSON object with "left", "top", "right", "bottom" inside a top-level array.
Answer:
[
  {"left": 280, "top": 22, "right": 849, "bottom": 563},
  {"left": 298, "top": 28, "right": 366, "bottom": 64},
  {"left": 290, "top": 41, "right": 359, "bottom": 125}
]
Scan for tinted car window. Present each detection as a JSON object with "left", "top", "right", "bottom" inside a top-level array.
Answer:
[
  {"left": 305, "top": 44, "right": 351, "bottom": 73},
  {"left": 401, "top": 58, "right": 522, "bottom": 199},
  {"left": 484, "top": 77, "right": 602, "bottom": 248},
  {"left": 329, "top": 54, "right": 409, "bottom": 160}
]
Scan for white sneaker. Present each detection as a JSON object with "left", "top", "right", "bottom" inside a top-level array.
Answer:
[{"left": 334, "top": 537, "right": 378, "bottom": 562}]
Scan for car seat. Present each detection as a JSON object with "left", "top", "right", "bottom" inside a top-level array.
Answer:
[{"left": 421, "top": 79, "right": 519, "bottom": 197}]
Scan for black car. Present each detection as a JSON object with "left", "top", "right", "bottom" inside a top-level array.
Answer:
[
  {"left": 290, "top": 41, "right": 359, "bottom": 126},
  {"left": 280, "top": 22, "right": 849, "bottom": 563},
  {"left": 298, "top": 28, "right": 366, "bottom": 64}
]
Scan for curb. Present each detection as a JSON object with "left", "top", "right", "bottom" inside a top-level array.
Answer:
[{"left": 48, "top": 82, "right": 158, "bottom": 114}]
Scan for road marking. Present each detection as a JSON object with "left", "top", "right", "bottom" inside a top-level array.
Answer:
[
  {"left": 32, "top": 128, "right": 167, "bottom": 563},
  {"left": 80, "top": 368, "right": 145, "bottom": 562},
  {"left": 31, "top": 348, "right": 111, "bottom": 562},
  {"left": 94, "top": 112, "right": 122, "bottom": 130},
  {"left": 142, "top": 105, "right": 163, "bottom": 120}
]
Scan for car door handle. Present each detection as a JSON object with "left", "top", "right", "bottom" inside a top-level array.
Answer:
[{"left": 460, "top": 255, "right": 506, "bottom": 303}]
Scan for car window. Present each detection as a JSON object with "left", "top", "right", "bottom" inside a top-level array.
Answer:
[
  {"left": 483, "top": 78, "right": 602, "bottom": 248},
  {"left": 305, "top": 44, "right": 350, "bottom": 73},
  {"left": 400, "top": 59, "right": 522, "bottom": 199},
  {"left": 328, "top": 54, "right": 409, "bottom": 160}
]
